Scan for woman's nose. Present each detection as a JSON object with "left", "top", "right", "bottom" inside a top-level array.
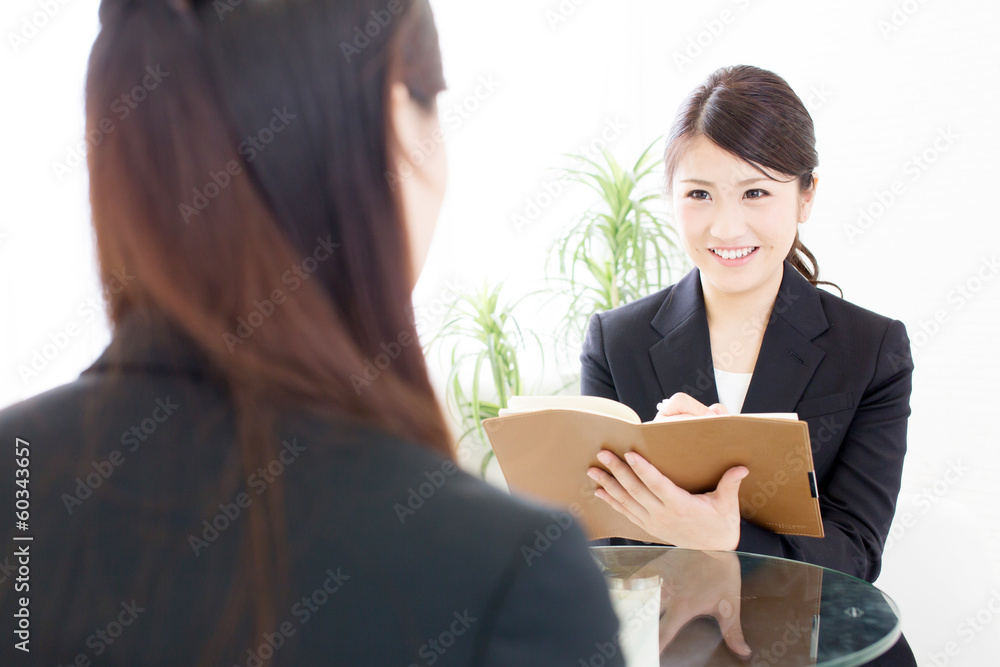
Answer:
[{"left": 708, "top": 203, "right": 748, "bottom": 241}]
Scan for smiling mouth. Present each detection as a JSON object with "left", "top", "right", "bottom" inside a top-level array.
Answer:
[{"left": 710, "top": 247, "right": 758, "bottom": 260}]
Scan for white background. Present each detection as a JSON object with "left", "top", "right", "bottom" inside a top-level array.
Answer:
[{"left": 2, "top": 1, "right": 998, "bottom": 664}]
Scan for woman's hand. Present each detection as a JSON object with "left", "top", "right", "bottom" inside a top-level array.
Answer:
[
  {"left": 587, "top": 391, "right": 747, "bottom": 550},
  {"left": 588, "top": 451, "right": 747, "bottom": 550},
  {"left": 657, "top": 550, "right": 752, "bottom": 658},
  {"left": 653, "top": 391, "right": 728, "bottom": 421}
]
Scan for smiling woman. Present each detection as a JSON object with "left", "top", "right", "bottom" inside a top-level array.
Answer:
[
  {"left": 672, "top": 134, "right": 815, "bottom": 344},
  {"left": 664, "top": 66, "right": 829, "bottom": 292},
  {"left": 581, "top": 65, "right": 917, "bottom": 666}
]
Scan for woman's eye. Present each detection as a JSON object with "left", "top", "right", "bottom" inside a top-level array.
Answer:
[
  {"left": 687, "top": 190, "right": 710, "bottom": 200},
  {"left": 744, "top": 188, "right": 769, "bottom": 200}
]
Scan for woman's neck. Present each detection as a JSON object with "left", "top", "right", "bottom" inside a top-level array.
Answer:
[
  {"left": 701, "top": 269, "right": 784, "bottom": 372},
  {"left": 705, "top": 287, "right": 779, "bottom": 329}
]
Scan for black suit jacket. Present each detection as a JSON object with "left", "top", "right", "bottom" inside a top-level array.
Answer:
[
  {"left": 0, "top": 309, "right": 622, "bottom": 666},
  {"left": 581, "top": 262, "right": 913, "bottom": 583}
]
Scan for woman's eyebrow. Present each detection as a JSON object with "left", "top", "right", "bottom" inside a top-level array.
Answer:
[{"left": 679, "top": 177, "right": 771, "bottom": 186}]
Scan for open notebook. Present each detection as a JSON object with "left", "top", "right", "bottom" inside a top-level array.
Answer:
[{"left": 485, "top": 395, "right": 823, "bottom": 541}]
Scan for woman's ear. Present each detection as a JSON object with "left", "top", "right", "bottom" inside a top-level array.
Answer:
[{"left": 798, "top": 173, "right": 819, "bottom": 223}]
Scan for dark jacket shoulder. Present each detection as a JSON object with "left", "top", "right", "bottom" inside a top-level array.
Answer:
[{"left": 0, "top": 314, "right": 622, "bottom": 666}]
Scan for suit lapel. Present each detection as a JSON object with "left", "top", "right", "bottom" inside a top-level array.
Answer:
[
  {"left": 647, "top": 262, "right": 829, "bottom": 414},
  {"left": 741, "top": 264, "right": 829, "bottom": 413},
  {"left": 648, "top": 268, "right": 720, "bottom": 407}
]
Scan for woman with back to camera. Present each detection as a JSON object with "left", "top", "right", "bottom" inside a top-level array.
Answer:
[
  {"left": 581, "top": 65, "right": 916, "bottom": 665},
  {"left": 0, "top": 1, "right": 622, "bottom": 664}
]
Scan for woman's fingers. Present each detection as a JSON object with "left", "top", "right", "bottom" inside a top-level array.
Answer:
[
  {"left": 712, "top": 466, "right": 750, "bottom": 503},
  {"left": 590, "top": 480, "right": 645, "bottom": 527},
  {"left": 588, "top": 451, "right": 661, "bottom": 523},
  {"left": 655, "top": 392, "right": 720, "bottom": 418},
  {"left": 589, "top": 454, "right": 748, "bottom": 550},
  {"left": 716, "top": 598, "right": 752, "bottom": 657},
  {"left": 621, "top": 452, "right": 687, "bottom": 505},
  {"left": 658, "top": 607, "right": 691, "bottom": 652}
]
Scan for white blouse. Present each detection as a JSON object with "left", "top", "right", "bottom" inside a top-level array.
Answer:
[{"left": 713, "top": 368, "right": 753, "bottom": 415}]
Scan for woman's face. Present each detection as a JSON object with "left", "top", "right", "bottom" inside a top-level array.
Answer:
[
  {"left": 389, "top": 82, "right": 448, "bottom": 287},
  {"left": 670, "top": 134, "right": 815, "bottom": 302}
]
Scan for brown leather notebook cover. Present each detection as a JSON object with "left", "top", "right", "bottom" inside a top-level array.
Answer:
[{"left": 484, "top": 408, "right": 824, "bottom": 540}]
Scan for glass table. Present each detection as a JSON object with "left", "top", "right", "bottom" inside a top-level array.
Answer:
[{"left": 592, "top": 547, "right": 901, "bottom": 667}]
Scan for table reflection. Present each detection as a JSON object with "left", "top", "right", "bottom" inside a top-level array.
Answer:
[{"left": 592, "top": 547, "right": 900, "bottom": 667}]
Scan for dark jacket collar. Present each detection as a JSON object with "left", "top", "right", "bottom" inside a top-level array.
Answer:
[
  {"left": 647, "top": 261, "right": 830, "bottom": 413},
  {"left": 83, "top": 308, "right": 222, "bottom": 385}
]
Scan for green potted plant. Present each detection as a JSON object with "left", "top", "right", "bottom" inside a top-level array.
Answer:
[
  {"left": 425, "top": 140, "right": 687, "bottom": 478},
  {"left": 549, "top": 138, "right": 687, "bottom": 357},
  {"left": 426, "top": 281, "right": 540, "bottom": 478}
]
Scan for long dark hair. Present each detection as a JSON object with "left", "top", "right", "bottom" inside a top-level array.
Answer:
[
  {"left": 664, "top": 65, "right": 839, "bottom": 292},
  {"left": 86, "top": 0, "right": 449, "bottom": 661}
]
